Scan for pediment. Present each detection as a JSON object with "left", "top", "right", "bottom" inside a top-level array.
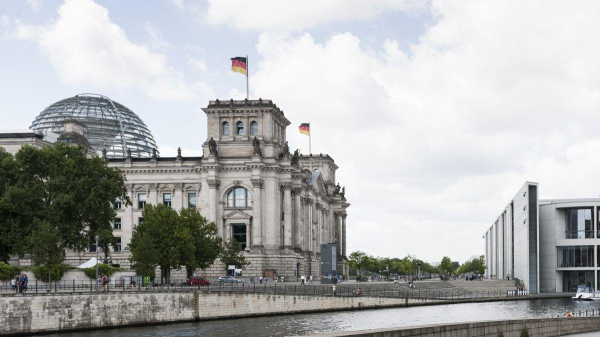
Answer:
[{"left": 223, "top": 210, "right": 252, "bottom": 220}]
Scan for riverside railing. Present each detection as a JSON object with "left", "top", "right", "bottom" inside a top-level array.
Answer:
[{"left": 0, "top": 279, "right": 530, "bottom": 301}]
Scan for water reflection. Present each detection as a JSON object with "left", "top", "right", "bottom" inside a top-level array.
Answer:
[{"left": 42, "top": 299, "right": 600, "bottom": 337}]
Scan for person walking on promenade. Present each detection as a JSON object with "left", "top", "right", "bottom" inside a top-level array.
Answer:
[
  {"left": 11, "top": 276, "right": 16, "bottom": 293},
  {"left": 22, "top": 274, "right": 28, "bottom": 294},
  {"left": 332, "top": 284, "right": 336, "bottom": 297},
  {"left": 101, "top": 274, "right": 108, "bottom": 292},
  {"left": 309, "top": 275, "right": 313, "bottom": 284},
  {"left": 301, "top": 275, "right": 306, "bottom": 285}
]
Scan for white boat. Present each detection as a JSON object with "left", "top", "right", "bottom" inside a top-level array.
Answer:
[{"left": 572, "top": 286, "right": 594, "bottom": 300}]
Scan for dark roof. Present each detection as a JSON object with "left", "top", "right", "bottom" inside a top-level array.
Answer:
[{"left": 0, "top": 132, "right": 44, "bottom": 139}]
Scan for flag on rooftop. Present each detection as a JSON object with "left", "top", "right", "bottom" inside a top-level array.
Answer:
[
  {"left": 231, "top": 57, "right": 247, "bottom": 76},
  {"left": 299, "top": 123, "right": 310, "bottom": 135}
]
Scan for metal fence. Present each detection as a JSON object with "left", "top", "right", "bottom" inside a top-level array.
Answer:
[{"left": 1, "top": 279, "right": 530, "bottom": 301}]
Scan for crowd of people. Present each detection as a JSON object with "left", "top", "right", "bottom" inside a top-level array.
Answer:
[{"left": 10, "top": 274, "right": 28, "bottom": 295}]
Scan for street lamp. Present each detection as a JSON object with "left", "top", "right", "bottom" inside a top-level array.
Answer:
[
  {"left": 417, "top": 262, "right": 421, "bottom": 280},
  {"left": 95, "top": 235, "right": 99, "bottom": 292}
]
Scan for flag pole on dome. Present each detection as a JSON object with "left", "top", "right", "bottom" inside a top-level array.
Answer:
[
  {"left": 230, "top": 56, "right": 249, "bottom": 98},
  {"left": 246, "top": 55, "right": 249, "bottom": 99}
]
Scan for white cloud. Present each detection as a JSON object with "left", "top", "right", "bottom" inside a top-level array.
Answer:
[
  {"left": 11, "top": 0, "right": 206, "bottom": 101},
  {"left": 144, "top": 22, "right": 175, "bottom": 51},
  {"left": 204, "top": 0, "right": 425, "bottom": 32},
  {"left": 250, "top": 1, "right": 600, "bottom": 262},
  {"left": 26, "top": 0, "right": 42, "bottom": 12}
]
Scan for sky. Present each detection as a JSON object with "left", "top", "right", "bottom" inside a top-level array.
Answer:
[{"left": 2, "top": 0, "right": 600, "bottom": 264}]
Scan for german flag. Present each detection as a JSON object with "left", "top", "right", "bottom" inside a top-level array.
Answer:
[
  {"left": 299, "top": 123, "right": 310, "bottom": 135},
  {"left": 231, "top": 57, "right": 247, "bottom": 76}
]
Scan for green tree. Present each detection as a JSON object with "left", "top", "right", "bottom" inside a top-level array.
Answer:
[
  {"left": 179, "top": 208, "right": 222, "bottom": 278},
  {"left": 220, "top": 239, "right": 250, "bottom": 275},
  {"left": 440, "top": 256, "right": 454, "bottom": 279},
  {"left": 28, "top": 221, "right": 65, "bottom": 278},
  {"left": 131, "top": 203, "right": 181, "bottom": 283},
  {"left": 0, "top": 144, "right": 130, "bottom": 262},
  {"left": 348, "top": 251, "right": 370, "bottom": 277},
  {"left": 401, "top": 255, "right": 416, "bottom": 277},
  {"left": 129, "top": 228, "right": 158, "bottom": 280},
  {"left": 471, "top": 255, "right": 486, "bottom": 275}
]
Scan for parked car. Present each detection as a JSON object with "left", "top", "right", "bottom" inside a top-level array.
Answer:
[
  {"left": 188, "top": 276, "right": 211, "bottom": 286},
  {"left": 218, "top": 276, "right": 243, "bottom": 283}
]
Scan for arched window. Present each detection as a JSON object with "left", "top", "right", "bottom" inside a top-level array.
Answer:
[
  {"left": 236, "top": 121, "right": 244, "bottom": 135},
  {"left": 250, "top": 121, "right": 258, "bottom": 135},
  {"left": 227, "top": 187, "right": 252, "bottom": 207},
  {"left": 222, "top": 122, "right": 230, "bottom": 136}
]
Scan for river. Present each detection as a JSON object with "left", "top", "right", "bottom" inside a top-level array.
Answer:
[{"left": 42, "top": 298, "right": 600, "bottom": 337}]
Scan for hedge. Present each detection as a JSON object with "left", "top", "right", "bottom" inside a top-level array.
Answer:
[
  {"left": 82, "top": 263, "right": 121, "bottom": 279},
  {"left": 0, "top": 262, "right": 21, "bottom": 281},
  {"left": 32, "top": 264, "right": 72, "bottom": 281}
]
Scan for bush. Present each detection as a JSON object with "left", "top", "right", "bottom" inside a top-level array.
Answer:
[
  {"left": 0, "top": 262, "right": 21, "bottom": 281},
  {"left": 82, "top": 263, "right": 121, "bottom": 279},
  {"left": 520, "top": 329, "right": 529, "bottom": 337},
  {"left": 32, "top": 264, "right": 72, "bottom": 281}
]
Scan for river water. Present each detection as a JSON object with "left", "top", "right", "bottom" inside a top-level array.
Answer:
[{"left": 43, "top": 298, "right": 600, "bottom": 337}]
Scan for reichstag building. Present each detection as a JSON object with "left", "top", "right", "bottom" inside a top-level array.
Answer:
[{"left": 0, "top": 94, "right": 350, "bottom": 280}]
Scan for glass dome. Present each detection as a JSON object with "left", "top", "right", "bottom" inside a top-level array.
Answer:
[{"left": 30, "top": 94, "right": 157, "bottom": 158}]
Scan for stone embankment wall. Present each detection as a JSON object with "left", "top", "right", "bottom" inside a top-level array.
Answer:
[
  {"left": 0, "top": 291, "right": 408, "bottom": 335},
  {"left": 304, "top": 317, "right": 600, "bottom": 337}
]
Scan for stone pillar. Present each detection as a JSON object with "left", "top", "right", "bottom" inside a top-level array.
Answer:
[
  {"left": 149, "top": 184, "right": 158, "bottom": 205},
  {"left": 293, "top": 189, "right": 302, "bottom": 250},
  {"left": 246, "top": 223, "right": 251, "bottom": 249},
  {"left": 251, "top": 179, "right": 263, "bottom": 249},
  {"left": 305, "top": 197, "right": 313, "bottom": 252},
  {"left": 315, "top": 203, "right": 321, "bottom": 253},
  {"left": 342, "top": 214, "right": 347, "bottom": 257},
  {"left": 208, "top": 179, "right": 220, "bottom": 236},
  {"left": 225, "top": 223, "right": 231, "bottom": 242},
  {"left": 174, "top": 183, "right": 183, "bottom": 210},
  {"left": 283, "top": 183, "right": 293, "bottom": 250},
  {"left": 334, "top": 212, "right": 342, "bottom": 256}
]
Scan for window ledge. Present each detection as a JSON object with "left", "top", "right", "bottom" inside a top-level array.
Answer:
[{"left": 224, "top": 207, "right": 252, "bottom": 211}]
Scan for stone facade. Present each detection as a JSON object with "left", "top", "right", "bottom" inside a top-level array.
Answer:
[{"left": 60, "top": 99, "right": 351, "bottom": 280}]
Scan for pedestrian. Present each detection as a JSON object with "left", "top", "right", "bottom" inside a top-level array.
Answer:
[
  {"left": 11, "top": 276, "right": 16, "bottom": 294},
  {"left": 332, "top": 284, "right": 336, "bottom": 297},
  {"left": 309, "top": 275, "right": 313, "bottom": 284},
  {"left": 22, "top": 274, "right": 28, "bottom": 294},
  {"left": 18, "top": 274, "right": 24, "bottom": 294},
  {"left": 101, "top": 274, "right": 108, "bottom": 292},
  {"left": 259, "top": 276, "right": 263, "bottom": 284},
  {"left": 301, "top": 274, "right": 306, "bottom": 285}
]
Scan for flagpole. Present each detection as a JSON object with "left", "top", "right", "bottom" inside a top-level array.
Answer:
[
  {"left": 309, "top": 122, "right": 312, "bottom": 171},
  {"left": 246, "top": 55, "right": 249, "bottom": 99}
]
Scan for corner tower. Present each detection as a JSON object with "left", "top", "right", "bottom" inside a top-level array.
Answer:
[{"left": 202, "top": 99, "right": 291, "bottom": 158}]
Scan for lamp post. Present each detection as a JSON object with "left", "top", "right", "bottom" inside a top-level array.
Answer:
[
  {"left": 95, "top": 235, "right": 99, "bottom": 292},
  {"left": 417, "top": 262, "right": 421, "bottom": 280}
]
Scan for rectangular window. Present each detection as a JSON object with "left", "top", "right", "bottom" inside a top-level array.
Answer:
[
  {"left": 565, "top": 208, "right": 593, "bottom": 239},
  {"left": 163, "top": 193, "right": 172, "bottom": 207},
  {"left": 113, "top": 218, "right": 122, "bottom": 230},
  {"left": 557, "top": 246, "right": 594, "bottom": 267},
  {"left": 138, "top": 193, "right": 147, "bottom": 209},
  {"left": 232, "top": 224, "right": 247, "bottom": 250},
  {"left": 89, "top": 241, "right": 97, "bottom": 252},
  {"left": 139, "top": 217, "right": 144, "bottom": 226},
  {"left": 115, "top": 237, "right": 122, "bottom": 252},
  {"left": 113, "top": 197, "right": 121, "bottom": 210},
  {"left": 188, "top": 193, "right": 197, "bottom": 208}
]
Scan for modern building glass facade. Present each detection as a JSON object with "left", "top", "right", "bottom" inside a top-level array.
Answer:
[{"left": 485, "top": 182, "right": 600, "bottom": 293}]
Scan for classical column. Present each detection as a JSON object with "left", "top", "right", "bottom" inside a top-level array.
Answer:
[
  {"left": 208, "top": 179, "right": 220, "bottom": 235},
  {"left": 174, "top": 183, "right": 183, "bottom": 210},
  {"left": 245, "top": 223, "right": 251, "bottom": 250},
  {"left": 225, "top": 223, "right": 231, "bottom": 242},
  {"left": 283, "top": 183, "right": 293, "bottom": 250},
  {"left": 305, "top": 197, "right": 313, "bottom": 252},
  {"left": 342, "top": 213, "right": 347, "bottom": 257},
  {"left": 315, "top": 203, "right": 322, "bottom": 253},
  {"left": 293, "top": 188, "right": 303, "bottom": 250},
  {"left": 251, "top": 178, "right": 263, "bottom": 249},
  {"left": 335, "top": 212, "right": 342, "bottom": 257},
  {"left": 149, "top": 183, "right": 158, "bottom": 205}
]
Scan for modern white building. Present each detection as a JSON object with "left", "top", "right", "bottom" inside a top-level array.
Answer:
[
  {"left": 485, "top": 181, "right": 600, "bottom": 293},
  {"left": 1, "top": 95, "right": 350, "bottom": 280}
]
